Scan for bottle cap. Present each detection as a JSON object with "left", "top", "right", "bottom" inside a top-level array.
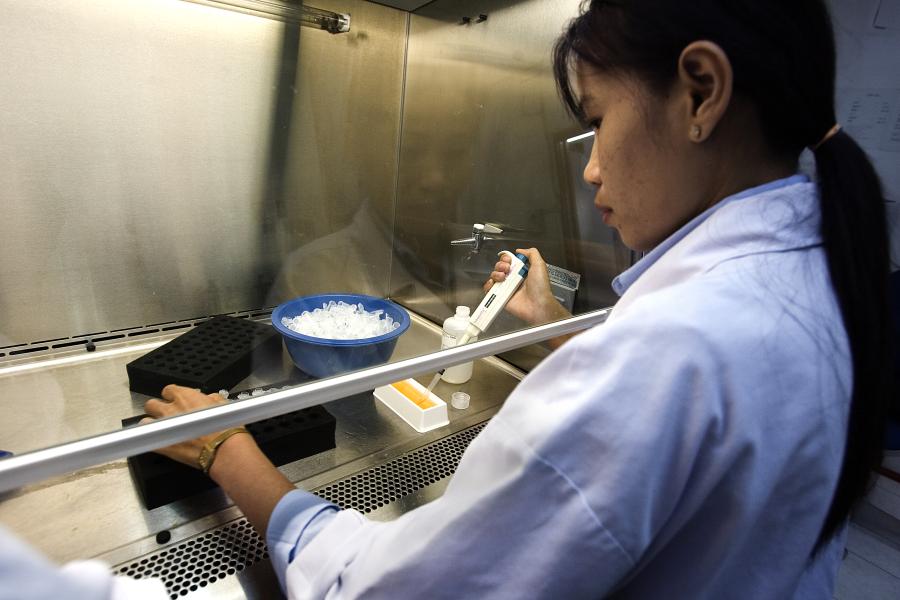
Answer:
[
  {"left": 455, "top": 306, "right": 471, "bottom": 318},
  {"left": 451, "top": 391, "right": 471, "bottom": 410}
]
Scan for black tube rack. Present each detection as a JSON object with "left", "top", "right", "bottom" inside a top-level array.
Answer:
[
  {"left": 125, "top": 316, "right": 281, "bottom": 397},
  {"left": 122, "top": 404, "right": 336, "bottom": 510}
]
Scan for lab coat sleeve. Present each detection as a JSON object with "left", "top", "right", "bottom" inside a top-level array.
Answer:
[
  {"left": 65, "top": 561, "right": 169, "bottom": 600},
  {"left": 267, "top": 489, "right": 340, "bottom": 591},
  {"left": 279, "top": 416, "right": 629, "bottom": 599},
  {"left": 0, "top": 525, "right": 167, "bottom": 600}
]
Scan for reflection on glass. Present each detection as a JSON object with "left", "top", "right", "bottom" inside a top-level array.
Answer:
[
  {"left": 0, "top": 0, "right": 633, "bottom": 454},
  {"left": 0, "top": 0, "right": 628, "bottom": 453},
  {"left": 0, "top": 0, "right": 622, "bottom": 570}
]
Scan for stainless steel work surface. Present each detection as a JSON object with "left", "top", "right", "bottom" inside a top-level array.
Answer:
[{"left": 0, "top": 312, "right": 524, "bottom": 567}]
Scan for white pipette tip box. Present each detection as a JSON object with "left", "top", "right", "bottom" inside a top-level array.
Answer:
[{"left": 374, "top": 379, "right": 449, "bottom": 433}]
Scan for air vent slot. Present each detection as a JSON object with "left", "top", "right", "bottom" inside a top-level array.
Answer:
[
  {"left": 0, "top": 308, "right": 274, "bottom": 364},
  {"left": 316, "top": 422, "right": 486, "bottom": 513}
]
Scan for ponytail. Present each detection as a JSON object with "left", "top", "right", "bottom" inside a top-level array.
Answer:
[{"left": 813, "top": 130, "right": 892, "bottom": 547}]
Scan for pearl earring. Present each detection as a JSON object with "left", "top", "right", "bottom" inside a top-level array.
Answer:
[{"left": 692, "top": 125, "right": 702, "bottom": 140}]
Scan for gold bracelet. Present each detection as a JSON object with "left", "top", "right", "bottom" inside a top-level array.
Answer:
[{"left": 197, "top": 427, "right": 250, "bottom": 475}]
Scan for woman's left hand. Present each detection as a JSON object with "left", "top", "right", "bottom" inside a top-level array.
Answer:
[{"left": 141, "top": 384, "right": 233, "bottom": 469}]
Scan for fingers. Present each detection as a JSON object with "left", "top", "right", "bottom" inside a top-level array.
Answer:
[
  {"left": 160, "top": 384, "right": 179, "bottom": 401},
  {"left": 162, "top": 385, "right": 222, "bottom": 406},
  {"left": 515, "top": 247, "right": 544, "bottom": 267},
  {"left": 161, "top": 384, "right": 204, "bottom": 402},
  {"left": 149, "top": 385, "right": 223, "bottom": 419},
  {"left": 145, "top": 398, "right": 174, "bottom": 418},
  {"left": 484, "top": 249, "right": 546, "bottom": 296}
]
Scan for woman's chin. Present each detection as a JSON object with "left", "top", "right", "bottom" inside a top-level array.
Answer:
[{"left": 616, "top": 230, "right": 640, "bottom": 252}]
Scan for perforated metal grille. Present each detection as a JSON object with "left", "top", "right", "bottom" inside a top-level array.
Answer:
[
  {"left": 315, "top": 422, "right": 486, "bottom": 513},
  {"left": 112, "top": 422, "right": 487, "bottom": 598},
  {"left": 113, "top": 519, "right": 267, "bottom": 598}
]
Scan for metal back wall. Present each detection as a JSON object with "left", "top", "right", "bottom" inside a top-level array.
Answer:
[
  {"left": 264, "top": 0, "right": 408, "bottom": 306},
  {"left": 389, "top": 0, "right": 629, "bottom": 340},
  {"left": 0, "top": 0, "right": 406, "bottom": 346}
]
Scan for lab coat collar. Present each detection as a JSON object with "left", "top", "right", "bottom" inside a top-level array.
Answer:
[{"left": 610, "top": 174, "right": 818, "bottom": 311}]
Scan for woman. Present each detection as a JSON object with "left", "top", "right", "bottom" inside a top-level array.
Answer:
[{"left": 145, "top": 0, "right": 892, "bottom": 597}]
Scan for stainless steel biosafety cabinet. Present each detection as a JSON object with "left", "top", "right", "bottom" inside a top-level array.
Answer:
[
  {"left": 0, "top": 1, "right": 624, "bottom": 597},
  {"left": 1, "top": 0, "right": 895, "bottom": 597}
]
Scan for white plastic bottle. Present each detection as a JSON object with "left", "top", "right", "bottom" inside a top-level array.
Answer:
[{"left": 440, "top": 306, "right": 476, "bottom": 384}]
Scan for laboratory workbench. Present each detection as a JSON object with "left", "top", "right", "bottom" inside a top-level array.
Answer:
[{"left": 0, "top": 312, "right": 524, "bottom": 599}]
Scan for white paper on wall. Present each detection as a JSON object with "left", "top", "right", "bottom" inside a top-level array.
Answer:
[
  {"left": 839, "top": 88, "right": 900, "bottom": 149},
  {"left": 830, "top": 0, "right": 900, "bottom": 265},
  {"left": 836, "top": 88, "right": 900, "bottom": 211}
]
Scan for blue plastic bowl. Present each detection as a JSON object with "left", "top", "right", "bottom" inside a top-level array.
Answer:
[{"left": 272, "top": 294, "right": 410, "bottom": 378}]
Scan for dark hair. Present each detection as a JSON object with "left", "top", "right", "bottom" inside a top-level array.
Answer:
[{"left": 553, "top": 0, "right": 893, "bottom": 551}]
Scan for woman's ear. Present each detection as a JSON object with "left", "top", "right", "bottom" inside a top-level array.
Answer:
[{"left": 675, "top": 41, "right": 733, "bottom": 143}]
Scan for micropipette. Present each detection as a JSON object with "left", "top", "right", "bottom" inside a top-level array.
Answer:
[
  {"left": 421, "top": 251, "right": 530, "bottom": 400},
  {"left": 462, "top": 250, "right": 530, "bottom": 343}
]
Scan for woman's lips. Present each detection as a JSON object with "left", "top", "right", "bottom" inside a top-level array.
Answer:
[{"left": 599, "top": 207, "right": 612, "bottom": 225}]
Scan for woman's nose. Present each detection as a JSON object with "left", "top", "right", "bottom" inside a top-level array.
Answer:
[{"left": 582, "top": 139, "right": 602, "bottom": 187}]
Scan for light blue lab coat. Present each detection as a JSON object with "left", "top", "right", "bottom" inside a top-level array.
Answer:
[
  {"left": 268, "top": 175, "right": 851, "bottom": 598},
  {"left": 0, "top": 524, "right": 166, "bottom": 599}
]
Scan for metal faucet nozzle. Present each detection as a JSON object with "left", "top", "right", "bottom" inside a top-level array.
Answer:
[{"left": 450, "top": 223, "right": 502, "bottom": 254}]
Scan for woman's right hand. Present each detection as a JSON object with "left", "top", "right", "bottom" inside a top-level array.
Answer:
[{"left": 484, "top": 248, "right": 572, "bottom": 326}]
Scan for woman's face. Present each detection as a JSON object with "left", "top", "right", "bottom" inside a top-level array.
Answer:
[{"left": 577, "top": 67, "right": 716, "bottom": 252}]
